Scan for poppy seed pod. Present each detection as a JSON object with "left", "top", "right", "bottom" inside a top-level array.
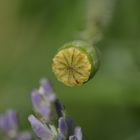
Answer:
[{"left": 52, "top": 40, "right": 100, "bottom": 87}]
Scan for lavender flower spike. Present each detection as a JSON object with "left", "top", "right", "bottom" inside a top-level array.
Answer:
[
  {"left": 28, "top": 78, "right": 85, "bottom": 140},
  {"left": 0, "top": 109, "right": 32, "bottom": 140}
]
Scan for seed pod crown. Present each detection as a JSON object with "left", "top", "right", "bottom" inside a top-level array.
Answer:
[{"left": 52, "top": 40, "right": 99, "bottom": 87}]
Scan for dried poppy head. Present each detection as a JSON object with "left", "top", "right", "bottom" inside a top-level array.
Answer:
[{"left": 52, "top": 40, "right": 100, "bottom": 87}]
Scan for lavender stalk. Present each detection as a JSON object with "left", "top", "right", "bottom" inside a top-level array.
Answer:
[
  {"left": 0, "top": 109, "right": 32, "bottom": 140},
  {"left": 28, "top": 79, "right": 84, "bottom": 140}
]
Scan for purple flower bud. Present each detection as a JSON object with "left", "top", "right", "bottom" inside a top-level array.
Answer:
[
  {"left": 31, "top": 90, "right": 51, "bottom": 120},
  {"left": 55, "top": 99, "right": 64, "bottom": 117},
  {"left": 0, "top": 114, "right": 10, "bottom": 132},
  {"left": 74, "top": 127, "right": 82, "bottom": 140},
  {"left": 28, "top": 115, "right": 53, "bottom": 139},
  {"left": 39, "top": 79, "right": 56, "bottom": 102},
  {"left": 69, "top": 127, "right": 83, "bottom": 140},
  {"left": 7, "top": 110, "right": 18, "bottom": 131},
  {"left": 0, "top": 110, "right": 32, "bottom": 140},
  {"left": 66, "top": 117, "right": 74, "bottom": 135},
  {"left": 40, "top": 79, "right": 53, "bottom": 94},
  {"left": 58, "top": 117, "right": 68, "bottom": 137},
  {"left": 0, "top": 110, "right": 18, "bottom": 138}
]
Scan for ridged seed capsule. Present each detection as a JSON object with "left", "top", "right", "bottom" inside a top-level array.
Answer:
[{"left": 52, "top": 40, "right": 99, "bottom": 87}]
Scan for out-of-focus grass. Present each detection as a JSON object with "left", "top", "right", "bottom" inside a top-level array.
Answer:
[{"left": 0, "top": 0, "right": 140, "bottom": 140}]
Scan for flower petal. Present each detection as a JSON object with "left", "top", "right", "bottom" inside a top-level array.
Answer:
[
  {"left": 66, "top": 117, "right": 74, "bottom": 135},
  {"left": 58, "top": 117, "right": 68, "bottom": 137},
  {"left": 31, "top": 90, "right": 51, "bottom": 120},
  {"left": 0, "top": 114, "right": 9, "bottom": 132},
  {"left": 39, "top": 79, "right": 56, "bottom": 102},
  {"left": 28, "top": 115, "right": 53, "bottom": 139},
  {"left": 7, "top": 110, "right": 18, "bottom": 131},
  {"left": 74, "top": 127, "right": 82, "bottom": 140},
  {"left": 55, "top": 99, "right": 64, "bottom": 117}
]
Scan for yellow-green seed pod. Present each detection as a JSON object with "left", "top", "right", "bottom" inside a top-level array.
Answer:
[{"left": 52, "top": 40, "right": 99, "bottom": 87}]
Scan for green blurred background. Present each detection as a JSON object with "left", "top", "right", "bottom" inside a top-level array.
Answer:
[{"left": 0, "top": 0, "right": 140, "bottom": 139}]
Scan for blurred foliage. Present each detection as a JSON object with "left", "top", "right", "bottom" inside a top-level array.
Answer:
[{"left": 0, "top": 0, "right": 140, "bottom": 140}]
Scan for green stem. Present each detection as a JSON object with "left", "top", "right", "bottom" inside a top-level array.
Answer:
[{"left": 81, "top": 0, "right": 116, "bottom": 44}]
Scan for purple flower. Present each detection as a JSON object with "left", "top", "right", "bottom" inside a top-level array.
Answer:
[
  {"left": 69, "top": 127, "right": 83, "bottom": 140},
  {"left": 54, "top": 99, "right": 65, "bottom": 117},
  {"left": 31, "top": 90, "right": 51, "bottom": 121},
  {"left": 0, "top": 110, "right": 18, "bottom": 138},
  {"left": 58, "top": 117, "right": 68, "bottom": 137},
  {"left": 28, "top": 115, "right": 54, "bottom": 139},
  {"left": 39, "top": 79, "right": 56, "bottom": 102},
  {"left": 0, "top": 109, "right": 32, "bottom": 140},
  {"left": 28, "top": 78, "right": 84, "bottom": 140},
  {"left": 31, "top": 79, "right": 57, "bottom": 123}
]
